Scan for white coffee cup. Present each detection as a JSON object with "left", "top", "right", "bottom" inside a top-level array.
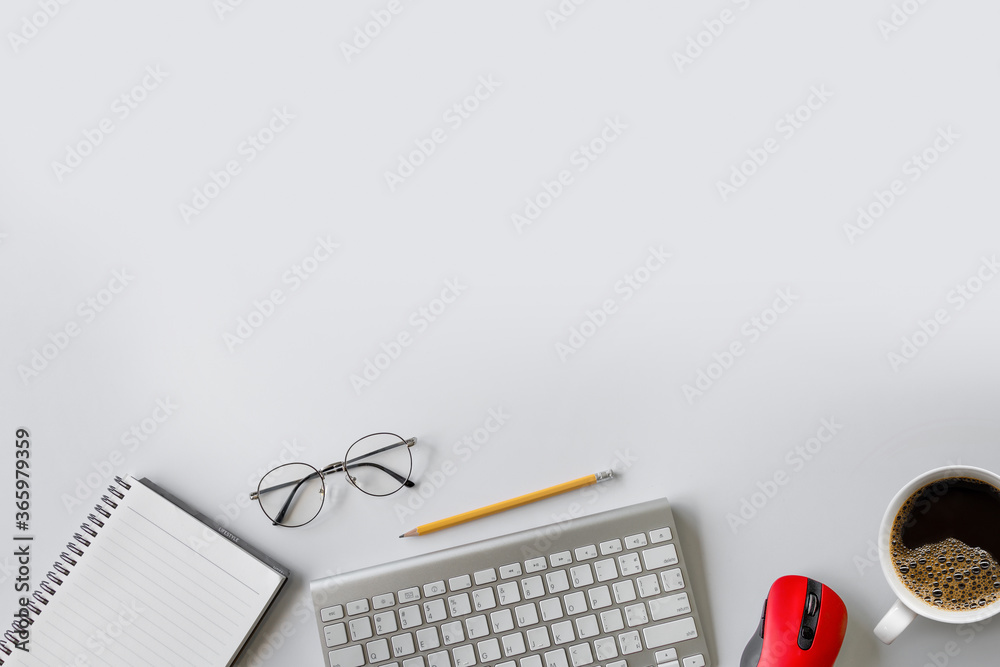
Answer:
[{"left": 875, "top": 465, "right": 1000, "bottom": 644}]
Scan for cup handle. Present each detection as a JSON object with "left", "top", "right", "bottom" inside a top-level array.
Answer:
[{"left": 875, "top": 598, "right": 917, "bottom": 644}]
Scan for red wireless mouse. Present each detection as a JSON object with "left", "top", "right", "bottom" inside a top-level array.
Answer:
[{"left": 740, "top": 575, "right": 848, "bottom": 667}]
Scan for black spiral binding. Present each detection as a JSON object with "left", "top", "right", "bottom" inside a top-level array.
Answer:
[{"left": 0, "top": 476, "right": 132, "bottom": 664}]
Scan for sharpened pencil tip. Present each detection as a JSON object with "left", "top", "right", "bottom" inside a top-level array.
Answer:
[{"left": 399, "top": 534, "right": 404, "bottom": 538}]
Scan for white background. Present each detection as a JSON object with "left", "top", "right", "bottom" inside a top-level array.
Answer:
[{"left": 2, "top": 1, "right": 1000, "bottom": 665}]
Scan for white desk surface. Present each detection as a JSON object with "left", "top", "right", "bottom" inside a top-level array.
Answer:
[{"left": 2, "top": 2, "right": 1000, "bottom": 665}]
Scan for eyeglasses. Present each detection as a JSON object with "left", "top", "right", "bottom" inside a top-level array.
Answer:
[{"left": 250, "top": 432, "right": 416, "bottom": 527}]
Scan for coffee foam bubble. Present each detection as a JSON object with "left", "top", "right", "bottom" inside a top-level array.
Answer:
[{"left": 891, "top": 483, "right": 1000, "bottom": 612}]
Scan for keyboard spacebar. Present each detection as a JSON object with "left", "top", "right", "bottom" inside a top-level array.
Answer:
[{"left": 642, "top": 617, "right": 698, "bottom": 648}]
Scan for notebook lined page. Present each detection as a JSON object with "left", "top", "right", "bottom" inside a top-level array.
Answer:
[{"left": 7, "top": 478, "right": 284, "bottom": 667}]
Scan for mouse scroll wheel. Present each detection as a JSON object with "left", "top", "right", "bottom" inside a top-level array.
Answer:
[{"left": 805, "top": 593, "right": 819, "bottom": 617}]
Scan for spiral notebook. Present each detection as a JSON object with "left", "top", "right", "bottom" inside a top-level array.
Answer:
[{"left": 0, "top": 476, "right": 289, "bottom": 667}]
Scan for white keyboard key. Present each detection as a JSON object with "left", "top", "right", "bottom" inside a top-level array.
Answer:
[
  {"left": 662, "top": 662, "right": 680, "bottom": 667},
  {"left": 450, "top": 575, "right": 473, "bottom": 591},
  {"left": 417, "top": 627, "right": 440, "bottom": 651},
  {"left": 546, "top": 570, "right": 570, "bottom": 594},
  {"left": 376, "top": 611, "right": 398, "bottom": 634},
  {"left": 618, "top": 553, "right": 642, "bottom": 576},
  {"left": 599, "top": 539, "right": 623, "bottom": 555},
  {"left": 399, "top": 587, "right": 421, "bottom": 603},
  {"left": 551, "top": 620, "right": 575, "bottom": 645},
  {"left": 550, "top": 551, "right": 573, "bottom": 567},
  {"left": 568, "top": 642, "right": 593, "bottom": 667},
  {"left": 570, "top": 565, "right": 594, "bottom": 588},
  {"left": 522, "top": 576, "right": 546, "bottom": 600},
  {"left": 502, "top": 632, "right": 526, "bottom": 657},
  {"left": 478, "top": 638, "right": 501, "bottom": 662},
  {"left": 600, "top": 608, "right": 624, "bottom": 633},
  {"left": 606, "top": 661, "right": 627, "bottom": 667},
  {"left": 498, "top": 582, "right": 521, "bottom": 605},
  {"left": 682, "top": 653, "right": 706, "bottom": 667},
  {"left": 441, "top": 621, "right": 465, "bottom": 645},
  {"left": 641, "top": 545, "right": 678, "bottom": 570},
  {"left": 322, "top": 605, "right": 345, "bottom": 622},
  {"left": 474, "top": 569, "right": 497, "bottom": 585},
  {"left": 642, "top": 617, "right": 698, "bottom": 648},
  {"left": 594, "top": 559, "right": 618, "bottom": 582},
  {"left": 392, "top": 633, "right": 416, "bottom": 657},
  {"left": 425, "top": 581, "right": 447, "bottom": 597},
  {"left": 544, "top": 648, "right": 569, "bottom": 667},
  {"left": 329, "top": 644, "right": 365, "bottom": 667},
  {"left": 539, "top": 597, "right": 563, "bottom": 621},
  {"left": 448, "top": 593, "right": 472, "bottom": 618},
  {"left": 575, "top": 614, "right": 600, "bottom": 639},
  {"left": 527, "top": 626, "right": 551, "bottom": 651},
  {"left": 404, "top": 657, "right": 425, "bottom": 667},
  {"left": 625, "top": 533, "right": 648, "bottom": 549},
  {"left": 525, "top": 557, "right": 547, "bottom": 573},
  {"left": 453, "top": 644, "right": 476, "bottom": 667},
  {"left": 473, "top": 588, "right": 497, "bottom": 611},
  {"left": 574, "top": 545, "right": 598, "bottom": 561},
  {"left": 350, "top": 617, "right": 373, "bottom": 641},
  {"left": 613, "top": 579, "right": 636, "bottom": 604},
  {"left": 520, "top": 654, "right": 543, "bottom": 667},
  {"left": 325, "top": 623, "right": 348, "bottom": 647},
  {"left": 425, "top": 599, "right": 448, "bottom": 623},
  {"left": 428, "top": 650, "right": 451, "bottom": 667},
  {"left": 399, "top": 605, "right": 422, "bottom": 629},
  {"left": 563, "top": 591, "right": 587, "bottom": 615},
  {"left": 637, "top": 574, "right": 661, "bottom": 598},
  {"left": 498, "top": 662, "right": 516, "bottom": 667},
  {"left": 465, "top": 615, "right": 490, "bottom": 640},
  {"left": 515, "top": 603, "right": 539, "bottom": 627},
  {"left": 617, "top": 630, "right": 642, "bottom": 655},
  {"left": 625, "top": 603, "right": 649, "bottom": 627},
  {"left": 648, "top": 593, "right": 691, "bottom": 621},
  {"left": 347, "top": 599, "right": 370, "bottom": 615},
  {"left": 655, "top": 648, "right": 678, "bottom": 662},
  {"left": 649, "top": 527, "right": 672, "bottom": 544},
  {"left": 594, "top": 637, "right": 618, "bottom": 660},
  {"left": 587, "top": 585, "right": 612, "bottom": 610},
  {"left": 500, "top": 563, "right": 523, "bottom": 579},
  {"left": 367, "top": 639, "right": 391, "bottom": 663},
  {"left": 660, "top": 568, "right": 685, "bottom": 592},
  {"left": 491, "top": 609, "right": 515, "bottom": 633},
  {"left": 374, "top": 593, "right": 396, "bottom": 609}
]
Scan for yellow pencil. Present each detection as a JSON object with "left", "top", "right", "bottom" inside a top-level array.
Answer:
[{"left": 400, "top": 470, "right": 616, "bottom": 537}]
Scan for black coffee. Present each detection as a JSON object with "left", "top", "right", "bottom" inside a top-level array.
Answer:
[{"left": 890, "top": 477, "right": 1000, "bottom": 611}]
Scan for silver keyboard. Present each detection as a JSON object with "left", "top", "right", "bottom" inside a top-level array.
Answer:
[{"left": 310, "top": 498, "right": 712, "bottom": 667}]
